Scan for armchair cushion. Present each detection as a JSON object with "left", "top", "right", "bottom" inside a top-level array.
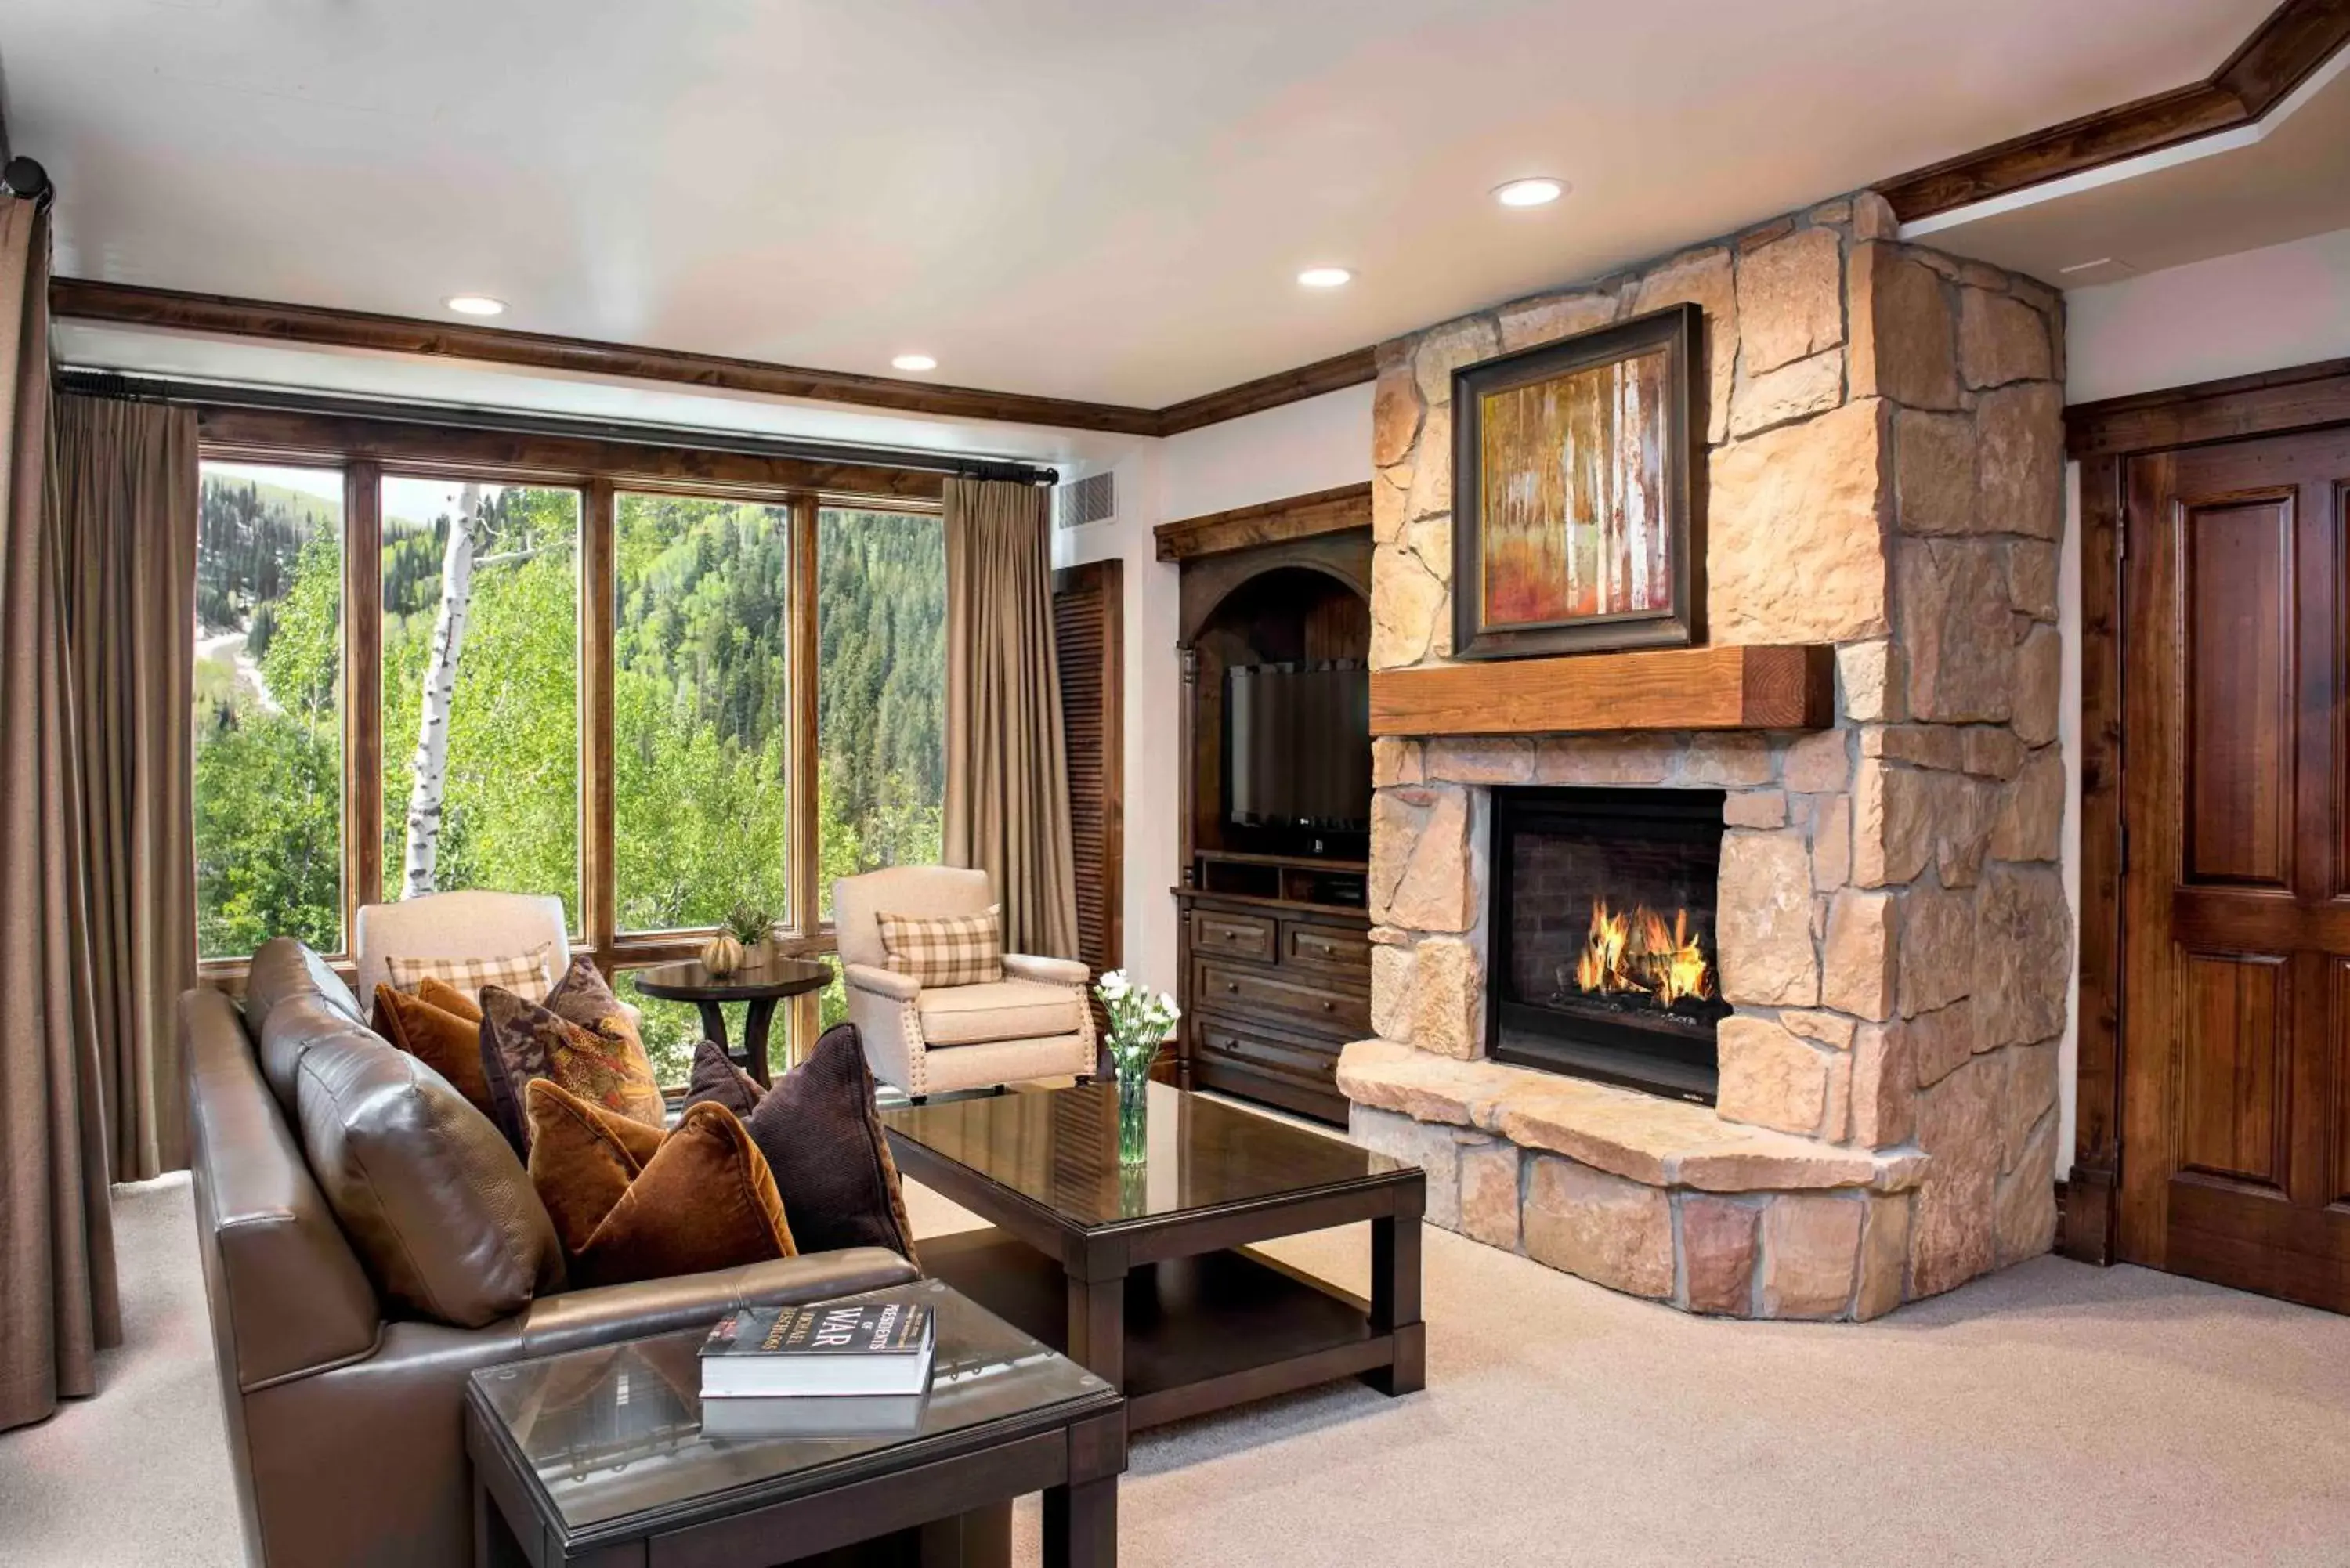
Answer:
[
  {"left": 844, "top": 962, "right": 920, "bottom": 1003},
  {"left": 877, "top": 905, "right": 1003, "bottom": 988},
  {"left": 917, "top": 977, "right": 1086, "bottom": 1046},
  {"left": 385, "top": 943, "right": 556, "bottom": 1005}
]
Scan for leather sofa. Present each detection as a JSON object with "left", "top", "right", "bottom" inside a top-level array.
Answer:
[{"left": 183, "top": 940, "right": 924, "bottom": 1567}]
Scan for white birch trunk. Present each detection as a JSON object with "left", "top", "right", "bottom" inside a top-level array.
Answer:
[{"left": 401, "top": 484, "right": 482, "bottom": 898}]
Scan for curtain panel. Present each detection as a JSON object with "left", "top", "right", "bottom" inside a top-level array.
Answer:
[
  {"left": 0, "top": 194, "right": 123, "bottom": 1434},
  {"left": 941, "top": 477, "right": 1081, "bottom": 960},
  {"left": 53, "top": 393, "right": 199, "bottom": 1180}
]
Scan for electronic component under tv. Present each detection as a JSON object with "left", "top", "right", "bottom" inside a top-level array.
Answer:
[{"left": 1224, "top": 659, "right": 1372, "bottom": 833}]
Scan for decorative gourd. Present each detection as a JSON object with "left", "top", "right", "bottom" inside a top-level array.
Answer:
[{"left": 700, "top": 930, "right": 745, "bottom": 977}]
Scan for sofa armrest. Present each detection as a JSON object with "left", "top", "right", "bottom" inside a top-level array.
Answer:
[
  {"left": 513, "top": 1247, "right": 920, "bottom": 1359},
  {"left": 1003, "top": 952, "right": 1089, "bottom": 987},
  {"left": 844, "top": 962, "right": 920, "bottom": 1002}
]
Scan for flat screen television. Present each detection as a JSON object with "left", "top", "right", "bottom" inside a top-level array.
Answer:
[{"left": 1224, "top": 659, "right": 1372, "bottom": 833}]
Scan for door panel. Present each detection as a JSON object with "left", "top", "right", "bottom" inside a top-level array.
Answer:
[
  {"left": 2182, "top": 499, "right": 2294, "bottom": 887},
  {"left": 2120, "top": 427, "right": 2350, "bottom": 1312}
]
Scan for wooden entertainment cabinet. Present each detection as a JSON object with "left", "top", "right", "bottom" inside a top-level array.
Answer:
[{"left": 1156, "top": 487, "right": 1373, "bottom": 1126}]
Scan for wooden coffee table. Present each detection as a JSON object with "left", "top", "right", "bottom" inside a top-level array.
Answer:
[
  {"left": 883, "top": 1082, "right": 1424, "bottom": 1431},
  {"left": 465, "top": 1278, "right": 1125, "bottom": 1566}
]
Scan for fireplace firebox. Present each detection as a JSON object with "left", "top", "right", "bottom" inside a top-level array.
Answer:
[{"left": 1488, "top": 786, "right": 1728, "bottom": 1104}]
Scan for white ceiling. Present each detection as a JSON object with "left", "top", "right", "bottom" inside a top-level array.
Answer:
[
  {"left": 4, "top": 0, "right": 2276, "bottom": 411},
  {"left": 1907, "top": 47, "right": 2350, "bottom": 288}
]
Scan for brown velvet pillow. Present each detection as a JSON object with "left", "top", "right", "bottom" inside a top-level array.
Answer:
[
  {"left": 293, "top": 1027, "right": 565, "bottom": 1325},
  {"left": 416, "top": 974, "right": 483, "bottom": 1021},
  {"left": 479, "top": 979, "right": 665, "bottom": 1154},
  {"left": 526, "top": 1079, "right": 795, "bottom": 1288},
  {"left": 373, "top": 982, "right": 495, "bottom": 1117},
  {"left": 683, "top": 1025, "right": 919, "bottom": 1264}
]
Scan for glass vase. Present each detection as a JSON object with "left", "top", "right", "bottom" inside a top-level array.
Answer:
[{"left": 1114, "top": 1058, "right": 1150, "bottom": 1166}]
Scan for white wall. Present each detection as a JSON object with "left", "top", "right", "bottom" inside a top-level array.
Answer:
[
  {"left": 2066, "top": 225, "right": 2350, "bottom": 404},
  {"left": 1051, "top": 382, "right": 1373, "bottom": 995},
  {"left": 2051, "top": 223, "right": 2350, "bottom": 1176}
]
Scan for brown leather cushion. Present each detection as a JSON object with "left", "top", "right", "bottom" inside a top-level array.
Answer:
[
  {"left": 526, "top": 1079, "right": 794, "bottom": 1288},
  {"left": 259, "top": 994, "right": 387, "bottom": 1116},
  {"left": 294, "top": 1027, "right": 565, "bottom": 1326},
  {"left": 523, "top": 1078, "right": 665, "bottom": 1255},
  {"left": 243, "top": 936, "right": 367, "bottom": 1036},
  {"left": 479, "top": 970, "right": 665, "bottom": 1155},
  {"left": 683, "top": 1026, "right": 919, "bottom": 1264},
  {"left": 372, "top": 982, "right": 495, "bottom": 1117}
]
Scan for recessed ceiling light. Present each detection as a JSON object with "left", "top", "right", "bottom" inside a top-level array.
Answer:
[
  {"left": 1493, "top": 177, "right": 1567, "bottom": 208},
  {"left": 445, "top": 294, "right": 505, "bottom": 317},
  {"left": 891, "top": 353, "right": 938, "bottom": 373},
  {"left": 1297, "top": 266, "right": 1353, "bottom": 289}
]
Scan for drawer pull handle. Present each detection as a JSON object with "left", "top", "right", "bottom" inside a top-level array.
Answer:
[
  {"left": 1226, "top": 982, "right": 1239, "bottom": 993},
  {"left": 1321, "top": 999, "right": 1335, "bottom": 1011}
]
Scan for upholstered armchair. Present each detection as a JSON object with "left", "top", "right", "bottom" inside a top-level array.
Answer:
[
  {"left": 353, "top": 889, "right": 637, "bottom": 1024},
  {"left": 833, "top": 866, "right": 1094, "bottom": 1097}
]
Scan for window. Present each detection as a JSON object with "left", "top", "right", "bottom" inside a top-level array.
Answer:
[
  {"left": 193, "top": 461, "right": 345, "bottom": 958},
  {"left": 613, "top": 492, "right": 793, "bottom": 934},
  {"left": 378, "top": 478, "right": 582, "bottom": 927}
]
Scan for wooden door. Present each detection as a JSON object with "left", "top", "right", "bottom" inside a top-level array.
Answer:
[
  {"left": 2120, "top": 425, "right": 2350, "bottom": 1310},
  {"left": 1052, "top": 560, "right": 1123, "bottom": 1050}
]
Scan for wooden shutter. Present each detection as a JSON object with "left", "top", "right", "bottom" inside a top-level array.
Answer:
[{"left": 1053, "top": 560, "right": 1123, "bottom": 1047}]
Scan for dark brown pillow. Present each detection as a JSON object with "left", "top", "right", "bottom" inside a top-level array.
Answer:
[
  {"left": 684, "top": 1038, "right": 764, "bottom": 1118},
  {"left": 524, "top": 1078, "right": 666, "bottom": 1255},
  {"left": 479, "top": 980, "right": 665, "bottom": 1155},
  {"left": 373, "top": 982, "right": 495, "bottom": 1117},
  {"left": 685, "top": 1025, "right": 918, "bottom": 1264},
  {"left": 525, "top": 1079, "right": 795, "bottom": 1288},
  {"left": 293, "top": 1027, "right": 565, "bottom": 1326}
]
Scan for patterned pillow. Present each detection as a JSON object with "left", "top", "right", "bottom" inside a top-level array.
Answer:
[
  {"left": 478, "top": 970, "right": 666, "bottom": 1154},
  {"left": 876, "top": 905, "right": 1003, "bottom": 988},
  {"left": 385, "top": 943, "right": 555, "bottom": 1004}
]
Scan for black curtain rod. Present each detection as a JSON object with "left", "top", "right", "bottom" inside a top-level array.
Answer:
[{"left": 50, "top": 368, "right": 1061, "bottom": 487}]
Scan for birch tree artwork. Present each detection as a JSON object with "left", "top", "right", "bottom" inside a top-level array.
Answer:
[
  {"left": 401, "top": 482, "right": 484, "bottom": 896},
  {"left": 1478, "top": 345, "right": 1671, "bottom": 627}
]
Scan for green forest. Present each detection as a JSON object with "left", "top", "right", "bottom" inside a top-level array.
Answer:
[{"left": 194, "top": 468, "right": 946, "bottom": 1080}]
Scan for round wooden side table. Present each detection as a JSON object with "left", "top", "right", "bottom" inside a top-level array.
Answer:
[{"left": 630, "top": 952, "right": 833, "bottom": 1085}]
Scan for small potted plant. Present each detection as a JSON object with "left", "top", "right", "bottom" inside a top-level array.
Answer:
[
  {"left": 1094, "top": 970, "right": 1179, "bottom": 1165},
  {"left": 700, "top": 902, "right": 774, "bottom": 977}
]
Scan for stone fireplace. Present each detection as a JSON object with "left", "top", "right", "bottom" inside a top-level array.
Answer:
[
  {"left": 1339, "top": 191, "right": 2073, "bottom": 1321},
  {"left": 1489, "top": 786, "right": 1727, "bottom": 1103}
]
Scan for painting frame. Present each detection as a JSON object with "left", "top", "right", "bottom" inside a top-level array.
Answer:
[{"left": 1450, "top": 302, "right": 1705, "bottom": 660}]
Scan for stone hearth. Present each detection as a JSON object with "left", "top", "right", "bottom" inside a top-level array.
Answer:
[{"left": 1343, "top": 191, "right": 2071, "bottom": 1320}]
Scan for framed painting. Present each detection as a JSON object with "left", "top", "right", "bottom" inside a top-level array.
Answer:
[{"left": 1451, "top": 302, "right": 1705, "bottom": 659}]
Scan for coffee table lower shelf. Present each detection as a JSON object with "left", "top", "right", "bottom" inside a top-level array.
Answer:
[{"left": 920, "top": 1227, "right": 1411, "bottom": 1431}]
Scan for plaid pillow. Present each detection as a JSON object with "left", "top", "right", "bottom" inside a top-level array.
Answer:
[
  {"left": 877, "top": 906, "right": 1003, "bottom": 988},
  {"left": 385, "top": 943, "right": 555, "bottom": 1005}
]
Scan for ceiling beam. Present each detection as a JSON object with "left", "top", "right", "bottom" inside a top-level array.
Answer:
[
  {"left": 1873, "top": 0, "right": 2350, "bottom": 223},
  {"left": 49, "top": 276, "right": 1383, "bottom": 443}
]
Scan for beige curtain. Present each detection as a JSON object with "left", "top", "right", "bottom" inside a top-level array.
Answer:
[
  {"left": 941, "top": 477, "right": 1080, "bottom": 959},
  {"left": 0, "top": 194, "right": 122, "bottom": 1433},
  {"left": 54, "top": 394, "right": 198, "bottom": 1180}
]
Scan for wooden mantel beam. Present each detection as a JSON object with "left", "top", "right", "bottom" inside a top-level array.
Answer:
[{"left": 1369, "top": 645, "right": 1835, "bottom": 737}]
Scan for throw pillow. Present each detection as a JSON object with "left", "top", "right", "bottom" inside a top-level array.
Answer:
[
  {"left": 479, "top": 985, "right": 666, "bottom": 1155},
  {"left": 876, "top": 905, "right": 1003, "bottom": 988},
  {"left": 684, "top": 1038, "right": 765, "bottom": 1118},
  {"left": 372, "top": 981, "right": 495, "bottom": 1117},
  {"left": 525, "top": 1079, "right": 795, "bottom": 1288},
  {"left": 385, "top": 942, "right": 555, "bottom": 1004},
  {"left": 683, "top": 1025, "right": 919, "bottom": 1264},
  {"left": 294, "top": 1025, "right": 566, "bottom": 1326}
]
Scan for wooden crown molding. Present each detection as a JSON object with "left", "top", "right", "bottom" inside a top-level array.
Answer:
[
  {"left": 2064, "top": 354, "right": 2350, "bottom": 458},
  {"left": 1153, "top": 482, "right": 1372, "bottom": 562},
  {"left": 49, "top": 277, "right": 1380, "bottom": 443},
  {"left": 1369, "top": 645, "right": 1834, "bottom": 738},
  {"left": 1875, "top": 0, "right": 2350, "bottom": 222}
]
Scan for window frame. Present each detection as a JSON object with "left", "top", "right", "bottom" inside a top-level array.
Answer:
[{"left": 193, "top": 412, "right": 945, "bottom": 1067}]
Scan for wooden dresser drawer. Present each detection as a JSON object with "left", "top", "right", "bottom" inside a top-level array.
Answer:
[
  {"left": 1194, "top": 1017, "right": 1339, "bottom": 1086},
  {"left": 1282, "top": 921, "right": 1370, "bottom": 974},
  {"left": 1191, "top": 909, "right": 1276, "bottom": 963},
  {"left": 1192, "top": 959, "right": 1372, "bottom": 1037}
]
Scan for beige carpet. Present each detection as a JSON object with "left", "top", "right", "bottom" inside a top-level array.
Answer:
[{"left": 6, "top": 1172, "right": 2350, "bottom": 1566}]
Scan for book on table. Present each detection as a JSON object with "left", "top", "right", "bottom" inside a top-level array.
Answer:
[
  {"left": 698, "top": 1300, "right": 935, "bottom": 1400},
  {"left": 699, "top": 1389, "right": 928, "bottom": 1440}
]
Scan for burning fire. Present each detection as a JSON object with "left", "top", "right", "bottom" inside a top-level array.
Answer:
[{"left": 1572, "top": 897, "right": 1714, "bottom": 1009}]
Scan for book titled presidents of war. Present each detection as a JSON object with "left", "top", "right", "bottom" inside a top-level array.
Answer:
[{"left": 699, "top": 1301, "right": 935, "bottom": 1399}]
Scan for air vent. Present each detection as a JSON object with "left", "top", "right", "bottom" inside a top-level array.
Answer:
[{"left": 1054, "top": 471, "right": 1115, "bottom": 530}]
